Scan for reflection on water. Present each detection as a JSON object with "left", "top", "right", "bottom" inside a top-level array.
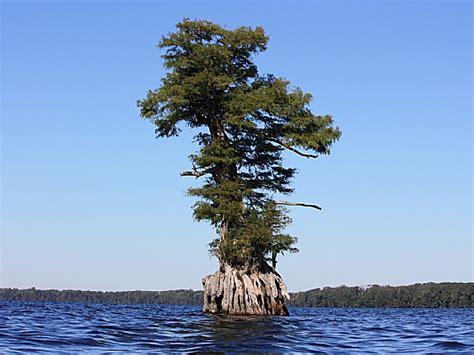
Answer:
[{"left": 1, "top": 301, "right": 473, "bottom": 352}]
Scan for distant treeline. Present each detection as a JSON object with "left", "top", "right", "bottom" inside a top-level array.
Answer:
[
  {"left": 288, "top": 283, "right": 473, "bottom": 308},
  {"left": 0, "top": 288, "right": 202, "bottom": 305},
  {"left": 1, "top": 282, "right": 472, "bottom": 308}
]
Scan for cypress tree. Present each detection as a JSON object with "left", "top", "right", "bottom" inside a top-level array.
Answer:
[{"left": 138, "top": 19, "right": 341, "bottom": 315}]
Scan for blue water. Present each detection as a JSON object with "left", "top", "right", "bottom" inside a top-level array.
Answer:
[{"left": 1, "top": 301, "right": 473, "bottom": 353}]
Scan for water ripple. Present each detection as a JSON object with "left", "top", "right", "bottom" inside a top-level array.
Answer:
[{"left": 0, "top": 301, "right": 473, "bottom": 352}]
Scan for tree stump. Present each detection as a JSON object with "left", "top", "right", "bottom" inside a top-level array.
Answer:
[{"left": 202, "top": 264, "right": 290, "bottom": 316}]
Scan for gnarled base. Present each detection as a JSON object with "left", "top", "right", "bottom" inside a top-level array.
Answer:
[{"left": 202, "top": 264, "right": 290, "bottom": 316}]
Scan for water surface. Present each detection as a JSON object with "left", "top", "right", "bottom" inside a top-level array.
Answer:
[{"left": 1, "top": 301, "right": 473, "bottom": 352}]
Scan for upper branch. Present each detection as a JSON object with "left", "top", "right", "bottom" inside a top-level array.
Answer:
[
  {"left": 268, "top": 139, "right": 319, "bottom": 159},
  {"left": 274, "top": 200, "right": 322, "bottom": 210}
]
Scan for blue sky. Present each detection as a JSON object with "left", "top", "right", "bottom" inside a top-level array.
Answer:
[{"left": 1, "top": 0, "right": 472, "bottom": 291}]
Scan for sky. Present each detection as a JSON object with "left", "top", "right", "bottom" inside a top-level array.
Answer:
[{"left": 1, "top": 0, "right": 472, "bottom": 292}]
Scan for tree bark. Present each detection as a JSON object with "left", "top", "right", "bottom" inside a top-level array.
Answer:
[{"left": 202, "top": 264, "right": 290, "bottom": 316}]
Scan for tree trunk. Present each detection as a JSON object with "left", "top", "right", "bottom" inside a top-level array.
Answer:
[
  {"left": 202, "top": 264, "right": 290, "bottom": 316},
  {"left": 204, "top": 118, "right": 290, "bottom": 315}
]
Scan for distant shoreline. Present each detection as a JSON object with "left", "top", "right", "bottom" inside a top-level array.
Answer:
[{"left": 1, "top": 282, "right": 472, "bottom": 308}]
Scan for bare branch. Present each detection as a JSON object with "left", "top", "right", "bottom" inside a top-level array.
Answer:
[
  {"left": 268, "top": 139, "right": 318, "bottom": 159},
  {"left": 180, "top": 166, "right": 216, "bottom": 179},
  {"left": 274, "top": 200, "right": 322, "bottom": 210},
  {"left": 180, "top": 170, "right": 206, "bottom": 178}
]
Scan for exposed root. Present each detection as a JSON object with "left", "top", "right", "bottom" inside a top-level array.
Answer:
[{"left": 202, "top": 264, "right": 290, "bottom": 316}]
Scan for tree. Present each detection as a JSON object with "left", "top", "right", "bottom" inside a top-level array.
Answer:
[{"left": 138, "top": 19, "right": 341, "bottom": 315}]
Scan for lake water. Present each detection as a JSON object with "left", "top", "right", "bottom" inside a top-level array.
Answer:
[{"left": 1, "top": 301, "right": 473, "bottom": 353}]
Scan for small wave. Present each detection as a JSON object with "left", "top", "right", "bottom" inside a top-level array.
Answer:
[
  {"left": 430, "top": 341, "right": 466, "bottom": 349},
  {"left": 365, "top": 326, "right": 387, "bottom": 331}
]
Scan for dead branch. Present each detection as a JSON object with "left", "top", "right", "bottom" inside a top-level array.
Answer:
[
  {"left": 180, "top": 166, "right": 216, "bottom": 178},
  {"left": 274, "top": 200, "right": 322, "bottom": 210},
  {"left": 268, "top": 139, "right": 318, "bottom": 159}
]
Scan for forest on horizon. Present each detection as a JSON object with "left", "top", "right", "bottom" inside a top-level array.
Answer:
[{"left": 1, "top": 282, "right": 472, "bottom": 308}]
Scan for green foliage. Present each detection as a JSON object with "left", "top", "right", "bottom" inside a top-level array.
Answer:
[
  {"left": 208, "top": 202, "right": 297, "bottom": 268},
  {"left": 0, "top": 288, "right": 203, "bottom": 305},
  {"left": 138, "top": 19, "right": 341, "bottom": 269},
  {"left": 288, "top": 283, "right": 474, "bottom": 308}
]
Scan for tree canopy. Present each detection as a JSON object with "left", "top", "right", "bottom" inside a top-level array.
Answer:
[{"left": 138, "top": 19, "right": 341, "bottom": 270}]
